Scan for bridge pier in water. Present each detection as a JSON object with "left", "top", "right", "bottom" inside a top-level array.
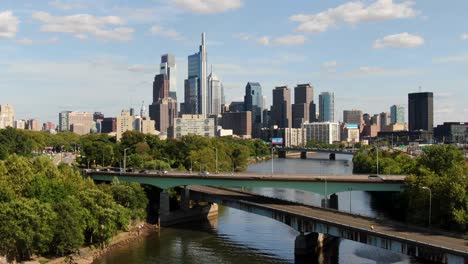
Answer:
[
  {"left": 321, "top": 193, "right": 338, "bottom": 210},
  {"left": 278, "top": 150, "right": 287, "bottom": 159},
  {"left": 300, "top": 152, "right": 307, "bottom": 159},
  {"left": 159, "top": 187, "right": 218, "bottom": 227}
]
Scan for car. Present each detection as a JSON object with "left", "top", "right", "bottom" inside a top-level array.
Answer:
[
  {"left": 158, "top": 169, "right": 168, "bottom": 175},
  {"left": 139, "top": 169, "right": 149, "bottom": 174},
  {"left": 368, "top": 174, "right": 384, "bottom": 180},
  {"left": 199, "top": 171, "right": 210, "bottom": 177}
]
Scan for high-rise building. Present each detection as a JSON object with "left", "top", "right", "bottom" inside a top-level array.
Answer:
[
  {"left": 271, "top": 86, "right": 292, "bottom": 128},
  {"left": 101, "top": 117, "right": 117, "bottom": 133},
  {"left": 341, "top": 123, "right": 360, "bottom": 143},
  {"left": 319, "top": 92, "right": 334, "bottom": 122},
  {"left": 116, "top": 110, "right": 134, "bottom": 141},
  {"left": 42, "top": 122, "right": 55, "bottom": 131},
  {"left": 343, "top": 110, "right": 363, "bottom": 125},
  {"left": 408, "top": 92, "right": 434, "bottom": 132},
  {"left": 304, "top": 122, "right": 340, "bottom": 144},
  {"left": 27, "top": 119, "right": 41, "bottom": 131},
  {"left": 59, "top": 111, "right": 72, "bottom": 132},
  {"left": 153, "top": 74, "right": 170, "bottom": 101},
  {"left": 68, "top": 112, "right": 94, "bottom": 135},
  {"left": 173, "top": 114, "right": 215, "bottom": 139},
  {"left": 149, "top": 97, "right": 178, "bottom": 135},
  {"left": 244, "top": 82, "right": 263, "bottom": 137},
  {"left": 14, "top": 120, "right": 26, "bottom": 130},
  {"left": 160, "top": 54, "right": 176, "bottom": 94},
  {"left": 0, "top": 104, "right": 15, "bottom": 129},
  {"left": 221, "top": 111, "right": 252, "bottom": 138},
  {"left": 185, "top": 33, "right": 208, "bottom": 116},
  {"left": 379, "top": 112, "right": 391, "bottom": 127},
  {"left": 208, "top": 71, "right": 223, "bottom": 116},
  {"left": 390, "top": 105, "right": 405, "bottom": 125},
  {"left": 292, "top": 83, "right": 315, "bottom": 128}
]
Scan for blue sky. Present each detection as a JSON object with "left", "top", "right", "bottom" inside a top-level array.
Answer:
[{"left": 0, "top": 0, "right": 467, "bottom": 125}]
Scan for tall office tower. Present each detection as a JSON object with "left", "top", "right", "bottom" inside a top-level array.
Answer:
[
  {"left": 363, "top": 113, "right": 371, "bottom": 126},
  {"left": 379, "top": 112, "right": 391, "bottom": 127},
  {"left": 185, "top": 33, "right": 208, "bottom": 116},
  {"left": 371, "top": 114, "right": 380, "bottom": 128},
  {"left": 160, "top": 54, "right": 176, "bottom": 95},
  {"left": 14, "top": 120, "right": 26, "bottom": 129},
  {"left": 59, "top": 111, "right": 71, "bottom": 131},
  {"left": 153, "top": 74, "right": 169, "bottom": 101},
  {"left": 319, "top": 92, "right": 335, "bottom": 122},
  {"left": 184, "top": 78, "right": 199, "bottom": 114},
  {"left": 408, "top": 92, "right": 434, "bottom": 132},
  {"left": 271, "top": 86, "right": 292, "bottom": 128},
  {"left": 101, "top": 118, "right": 117, "bottom": 133},
  {"left": 390, "top": 105, "right": 405, "bottom": 125},
  {"left": 292, "top": 83, "right": 315, "bottom": 128},
  {"left": 244, "top": 82, "right": 263, "bottom": 137},
  {"left": 0, "top": 104, "right": 14, "bottom": 129},
  {"left": 208, "top": 71, "right": 223, "bottom": 116},
  {"left": 343, "top": 110, "right": 363, "bottom": 125},
  {"left": 27, "top": 119, "right": 41, "bottom": 131},
  {"left": 116, "top": 109, "right": 134, "bottom": 141},
  {"left": 149, "top": 97, "right": 178, "bottom": 135},
  {"left": 68, "top": 112, "right": 94, "bottom": 135}
]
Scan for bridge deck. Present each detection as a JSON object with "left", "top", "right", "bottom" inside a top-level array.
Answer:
[{"left": 189, "top": 186, "right": 468, "bottom": 257}]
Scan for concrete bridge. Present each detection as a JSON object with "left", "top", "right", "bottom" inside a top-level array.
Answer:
[
  {"left": 188, "top": 186, "right": 467, "bottom": 264},
  {"left": 88, "top": 171, "right": 405, "bottom": 196},
  {"left": 276, "top": 147, "right": 356, "bottom": 159},
  {"left": 88, "top": 171, "right": 467, "bottom": 263}
]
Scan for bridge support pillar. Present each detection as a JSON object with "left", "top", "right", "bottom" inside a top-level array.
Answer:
[
  {"left": 329, "top": 193, "right": 338, "bottom": 210},
  {"left": 300, "top": 152, "right": 307, "bottom": 159},
  {"left": 159, "top": 190, "right": 170, "bottom": 218},
  {"left": 181, "top": 187, "right": 190, "bottom": 211},
  {"left": 278, "top": 150, "right": 287, "bottom": 159},
  {"left": 295, "top": 232, "right": 321, "bottom": 256}
]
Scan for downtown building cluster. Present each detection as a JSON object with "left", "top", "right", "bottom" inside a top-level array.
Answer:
[{"left": 1, "top": 34, "right": 467, "bottom": 146}]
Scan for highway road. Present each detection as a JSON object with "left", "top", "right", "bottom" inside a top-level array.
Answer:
[
  {"left": 90, "top": 170, "right": 406, "bottom": 183},
  {"left": 189, "top": 186, "right": 468, "bottom": 257}
]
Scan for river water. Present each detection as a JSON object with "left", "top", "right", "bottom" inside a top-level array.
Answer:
[{"left": 95, "top": 154, "right": 422, "bottom": 264}]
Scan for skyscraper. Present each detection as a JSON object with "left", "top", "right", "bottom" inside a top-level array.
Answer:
[
  {"left": 185, "top": 33, "right": 208, "bottom": 116},
  {"left": 379, "top": 112, "right": 391, "bottom": 127},
  {"left": 244, "top": 82, "right": 263, "bottom": 137},
  {"left": 153, "top": 74, "right": 169, "bottom": 101},
  {"left": 343, "top": 110, "right": 363, "bottom": 125},
  {"left": 208, "top": 71, "right": 223, "bottom": 116},
  {"left": 271, "top": 86, "right": 292, "bottom": 128},
  {"left": 408, "top": 92, "right": 434, "bottom": 132},
  {"left": 319, "top": 92, "right": 335, "bottom": 122},
  {"left": 160, "top": 54, "right": 176, "bottom": 96},
  {"left": 0, "top": 104, "right": 15, "bottom": 129},
  {"left": 390, "top": 105, "right": 405, "bottom": 125},
  {"left": 292, "top": 83, "right": 315, "bottom": 128}
]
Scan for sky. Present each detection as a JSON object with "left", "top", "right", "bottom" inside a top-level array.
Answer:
[{"left": 0, "top": 0, "right": 467, "bottom": 125}]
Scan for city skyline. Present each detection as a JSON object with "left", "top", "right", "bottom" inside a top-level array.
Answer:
[{"left": 0, "top": 0, "right": 467, "bottom": 124}]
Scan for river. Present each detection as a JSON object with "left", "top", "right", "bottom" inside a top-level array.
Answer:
[{"left": 95, "top": 153, "right": 423, "bottom": 264}]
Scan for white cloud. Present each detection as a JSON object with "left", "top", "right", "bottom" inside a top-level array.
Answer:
[
  {"left": 323, "top": 60, "right": 338, "bottom": 68},
  {"left": 345, "top": 66, "right": 420, "bottom": 77},
  {"left": 373, "top": 32, "right": 424, "bottom": 49},
  {"left": 170, "top": 0, "right": 242, "bottom": 14},
  {"left": 290, "top": 0, "right": 418, "bottom": 33},
  {"left": 256, "top": 35, "right": 307, "bottom": 46},
  {"left": 233, "top": 32, "right": 252, "bottom": 41},
  {"left": 16, "top": 38, "right": 33, "bottom": 45},
  {"left": 461, "top": 34, "right": 468, "bottom": 40},
  {"left": 150, "top": 25, "right": 184, "bottom": 41},
  {"left": 49, "top": 0, "right": 87, "bottom": 11},
  {"left": 0, "top": 11, "right": 19, "bottom": 39},
  {"left": 32, "top": 12, "right": 134, "bottom": 41},
  {"left": 433, "top": 53, "right": 468, "bottom": 63}
]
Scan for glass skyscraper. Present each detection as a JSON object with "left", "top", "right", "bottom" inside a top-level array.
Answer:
[
  {"left": 185, "top": 33, "right": 208, "bottom": 116},
  {"left": 244, "top": 82, "right": 264, "bottom": 137},
  {"left": 390, "top": 105, "right": 405, "bottom": 125},
  {"left": 319, "top": 92, "right": 335, "bottom": 122}
]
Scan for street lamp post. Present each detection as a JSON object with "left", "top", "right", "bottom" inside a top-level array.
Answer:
[
  {"left": 422, "top": 186, "right": 432, "bottom": 227},
  {"left": 271, "top": 147, "right": 275, "bottom": 175},
  {"left": 123, "top": 148, "right": 129, "bottom": 172}
]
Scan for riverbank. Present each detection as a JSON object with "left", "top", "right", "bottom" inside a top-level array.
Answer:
[{"left": 41, "top": 223, "right": 158, "bottom": 264}]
